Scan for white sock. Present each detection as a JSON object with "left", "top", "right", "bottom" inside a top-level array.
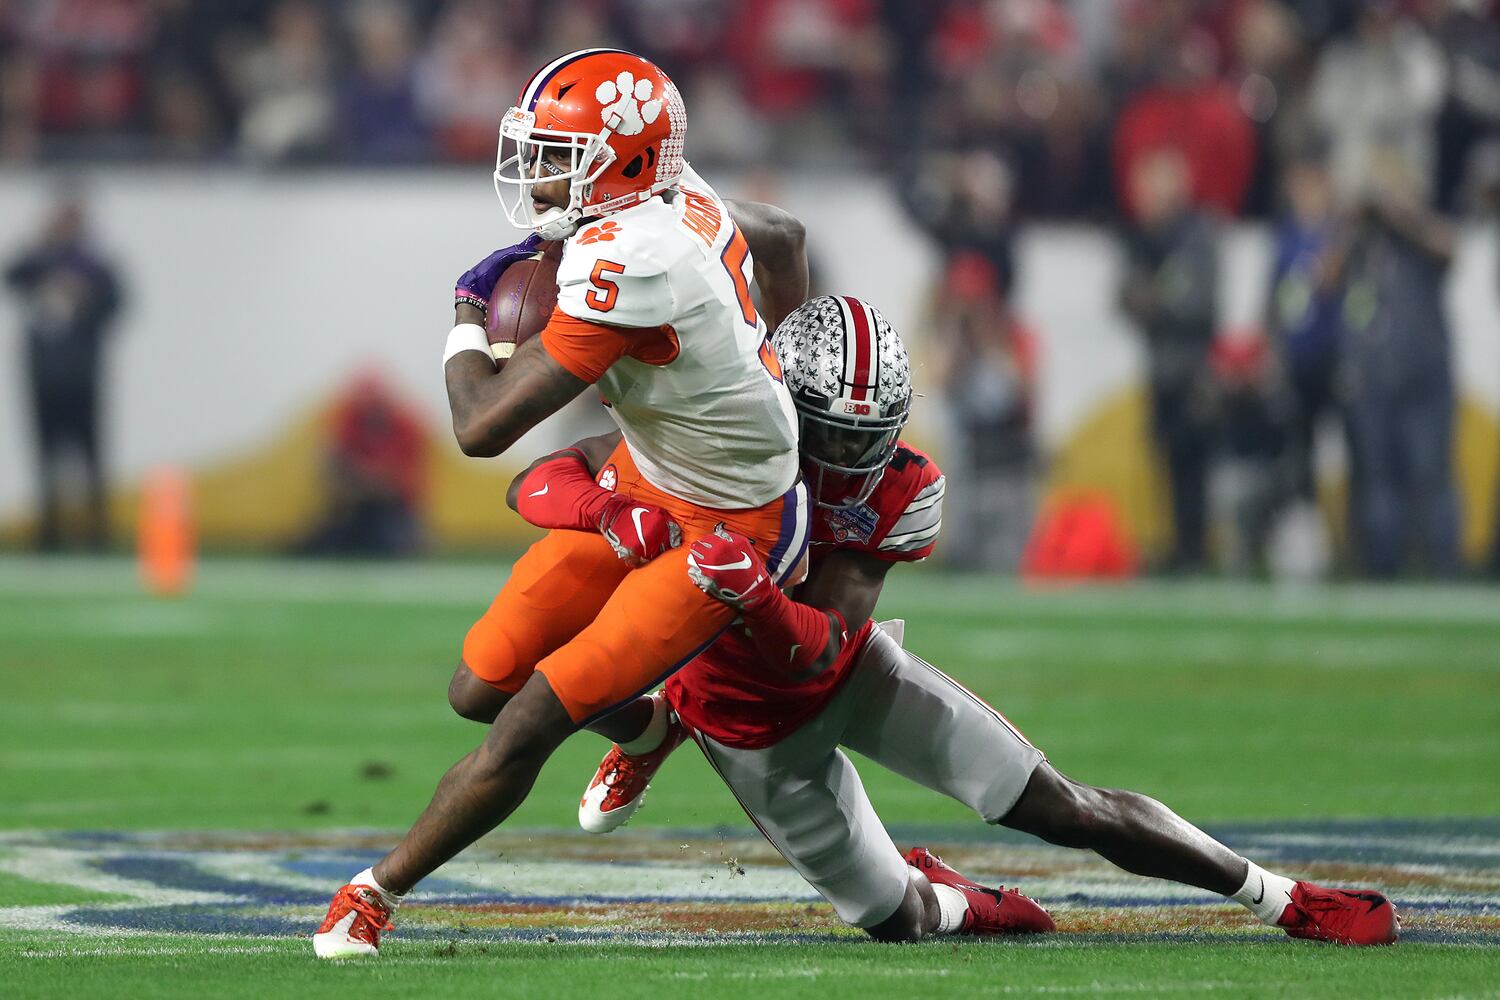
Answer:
[
  {"left": 351, "top": 867, "right": 403, "bottom": 904},
  {"left": 616, "top": 694, "right": 669, "bottom": 756},
  {"left": 930, "top": 882, "right": 970, "bottom": 935},
  {"left": 1230, "top": 859, "right": 1296, "bottom": 924}
]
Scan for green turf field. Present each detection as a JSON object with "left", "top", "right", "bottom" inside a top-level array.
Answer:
[{"left": 1, "top": 556, "right": 1497, "bottom": 998}]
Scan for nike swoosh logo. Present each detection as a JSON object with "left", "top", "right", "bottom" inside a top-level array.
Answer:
[
  {"left": 1251, "top": 876, "right": 1264, "bottom": 906},
  {"left": 698, "top": 555, "right": 752, "bottom": 572},
  {"left": 630, "top": 507, "right": 651, "bottom": 543},
  {"left": 1347, "top": 891, "right": 1388, "bottom": 912},
  {"left": 527, "top": 484, "right": 550, "bottom": 498}
]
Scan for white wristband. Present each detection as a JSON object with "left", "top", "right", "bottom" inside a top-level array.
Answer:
[{"left": 443, "top": 323, "right": 495, "bottom": 368}]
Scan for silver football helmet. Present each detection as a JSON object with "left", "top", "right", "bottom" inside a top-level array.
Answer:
[{"left": 771, "top": 295, "right": 912, "bottom": 510}]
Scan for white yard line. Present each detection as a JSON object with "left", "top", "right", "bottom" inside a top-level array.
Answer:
[{"left": 18, "top": 943, "right": 286, "bottom": 958}]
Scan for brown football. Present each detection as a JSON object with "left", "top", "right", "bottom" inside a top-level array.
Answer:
[{"left": 486, "top": 239, "right": 564, "bottom": 363}]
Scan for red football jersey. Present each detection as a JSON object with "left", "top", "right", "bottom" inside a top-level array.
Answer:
[{"left": 667, "top": 442, "right": 945, "bottom": 748}]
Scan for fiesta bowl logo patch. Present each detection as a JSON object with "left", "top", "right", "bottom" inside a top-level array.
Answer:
[
  {"left": 827, "top": 503, "right": 878, "bottom": 545},
  {"left": 597, "top": 464, "right": 618, "bottom": 492}
]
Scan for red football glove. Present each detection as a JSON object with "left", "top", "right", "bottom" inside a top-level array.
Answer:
[
  {"left": 686, "top": 525, "right": 774, "bottom": 613},
  {"left": 687, "top": 524, "right": 847, "bottom": 678},
  {"left": 515, "top": 450, "right": 681, "bottom": 566},
  {"left": 598, "top": 494, "right": 682, "bottom": 567}
]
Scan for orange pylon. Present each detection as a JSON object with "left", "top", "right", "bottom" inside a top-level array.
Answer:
[{"left": 138, "top": 467, "right": 196, "bottom": 595}]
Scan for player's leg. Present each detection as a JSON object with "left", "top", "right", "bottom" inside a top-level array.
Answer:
[
  {"left": 535, "top": 541, "right": 737, "bottom": 726},
  {"left": 544, "top": 471, "right": 810, "bottom": 728},
  {"left": 372, "top": 671, "right": 577, "bottom": 893},
  {"left": 693, "top": 717, "right": 931, "bottom": 941},
  {"left": 314, "top": 670, "right": 579, "bottom": 958},
  {"left": 841, "top": 626, "right": 1397, "bottom": 945},
  {"left": 838, "top": 624, "right": 1045, "bottom": 824},
  {"left": 693, "top": 682, "right": 1050, "bottom": 942},
  {"left": 1002, "top": 759, "right": 1397, "bottom": 943},
  {"left": 1002, "top": 764, "right": 1243, "bottom": 892},
  {"left": 571, "top": 479, "right": 811, "bottom": 831},
  {"left": 841, "top": 625, "right": 1237, "bottom": 887},
  {"left": 447, "top": 529, "right": 631, "bottom": 722},
  {"left": 317, "top": 529, "right": 630, "bottom": 959}
]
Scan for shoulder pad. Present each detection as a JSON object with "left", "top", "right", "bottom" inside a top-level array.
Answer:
[
  {"left": 872, "top": 443, "right": 944, "bottom": 560},
  {"left": 556, "top": 216, "right": 675, "bottom": 328}
]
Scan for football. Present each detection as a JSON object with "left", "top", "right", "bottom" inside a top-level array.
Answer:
[{"left": 486, "top": 239, "right": 564, "bottom": 363}]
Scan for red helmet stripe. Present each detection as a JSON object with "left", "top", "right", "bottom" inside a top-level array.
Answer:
[{"left": 841, "top": 294, "right": 874, "bottom": 401}]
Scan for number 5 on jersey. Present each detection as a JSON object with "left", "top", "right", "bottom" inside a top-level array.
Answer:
[{"left": 587, "top": 260, "right": 626, "bottom": 312}]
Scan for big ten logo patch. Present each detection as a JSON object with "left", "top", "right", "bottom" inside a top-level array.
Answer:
[
  {"left": 597, "top": 465, "right": 618, "bottom": 492},
  {"left": 841, "top": 401, "right": 874, "bottom": 417}
]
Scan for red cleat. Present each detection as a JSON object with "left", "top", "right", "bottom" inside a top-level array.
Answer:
[
  {"left": 905, "top": 846, "right": 1056, "bottom": 935},
  {"left": 313, "top": 883, "right": 395, "bottom": 959},
  {"left": 578, "top": 712, "right": 686, "bottom": 834},
  {"left": 1277, "top": 880, "right": 1399, "bottom": 946}
]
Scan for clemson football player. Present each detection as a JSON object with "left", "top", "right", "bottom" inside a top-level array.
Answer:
[
  {"left": 510, "top": 296, "right": 1399, "bottom": 947},
  {"left": 314, "top": 49, "right": 814, "bottom": 958}
]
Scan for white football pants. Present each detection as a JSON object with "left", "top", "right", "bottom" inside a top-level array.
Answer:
[{"left": 693, "top": 621, "right": 1045, "bottom": 928}]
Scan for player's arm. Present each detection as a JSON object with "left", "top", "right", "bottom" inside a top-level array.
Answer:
[
  {"left": 688, "top": 531, "right": 895, "bottom": 682},
  {"left": 444, "top": 234, "right": 595, "bottom": 458},
  {"left": 504, "top": 431, "right": 623, "bottom": 510},
  {"left": 452, "top": 223, "right": 680, "bottom": 460},
  {"left": 692, "top": 466, "right": 942, "bottom": 679},
  {"left": 775, "top": 549, "right": 895, "bottom": 681},
  {"left": 445, "top": 310, "right": 591, "bottom": 458},
  {"left": 501, "top": 428, "right": 677, "bottom": 566},
  {"left": 725, "top": 199, "right": 808, "bottom": 333},
  {"left": 795, "top": 549, "right": 893, "bottom": 642}
]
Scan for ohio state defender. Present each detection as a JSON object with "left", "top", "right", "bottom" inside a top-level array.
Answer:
[{"left": 511, "top": 296, "right": 1400, "bottom": 947}]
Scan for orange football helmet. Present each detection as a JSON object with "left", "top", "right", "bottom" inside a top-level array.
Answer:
[{"left": 494, "top": 48, "right": 688, "bottom": 240}]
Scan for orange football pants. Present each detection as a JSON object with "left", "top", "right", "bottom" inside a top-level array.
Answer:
[{"left": 462, "top": 443, "right": 810, "bottom": 725}]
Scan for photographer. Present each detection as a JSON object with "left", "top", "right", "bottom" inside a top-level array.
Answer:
[{"left": 1336, "top": 153, "right": 1462, "bottom": 577}]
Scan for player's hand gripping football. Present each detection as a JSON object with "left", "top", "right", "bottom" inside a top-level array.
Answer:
[
  {"left": 686, "top": 525, "right": 773, "bottom": 613},
  {"left": 598, "top": 495, "right": 682, "bottom": 567},
  {"left": 454, "top": 233, "right": 542, "bottom": 316}
]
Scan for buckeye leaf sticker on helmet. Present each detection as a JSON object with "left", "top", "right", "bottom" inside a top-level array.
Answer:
[{"left": 770, "top": 296, "right": 913, "bottom": 510}]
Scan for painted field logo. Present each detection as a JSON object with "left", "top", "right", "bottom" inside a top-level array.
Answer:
[{"left": 0, "top": 821, "right": 1496, "bottom": 949}]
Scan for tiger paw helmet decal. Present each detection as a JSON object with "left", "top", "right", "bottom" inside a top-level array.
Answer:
[{"left": 596, "top": 71, "right": 663, "bottom": 137}]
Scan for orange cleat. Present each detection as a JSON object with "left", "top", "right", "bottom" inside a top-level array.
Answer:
[
  {"left": 1277, "top": 881, "right": 1399, "bottom": 946},
  {"left": 578, "top": 712, "right": 686, "bottom": 834},
  {"left": 905, "top": 846, "right": 1056, "bottom": 935},
  {"left": 313, "top": 883, "right": 395, "bottom": 959}
]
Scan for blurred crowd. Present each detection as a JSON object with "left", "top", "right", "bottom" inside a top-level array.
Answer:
[
  {"left": 0, "top": 0, "right": 1491, "bottom": 216},
  {"left": 6, "top": 0, "right": 1500, "bottom": 576},
  {"left": 893, "top": 0, "right": 1500, "bottom": 579}
]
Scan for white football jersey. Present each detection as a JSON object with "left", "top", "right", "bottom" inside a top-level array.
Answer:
[{"left": 552, "top": 164, "right": 800, "bottom": 509}]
